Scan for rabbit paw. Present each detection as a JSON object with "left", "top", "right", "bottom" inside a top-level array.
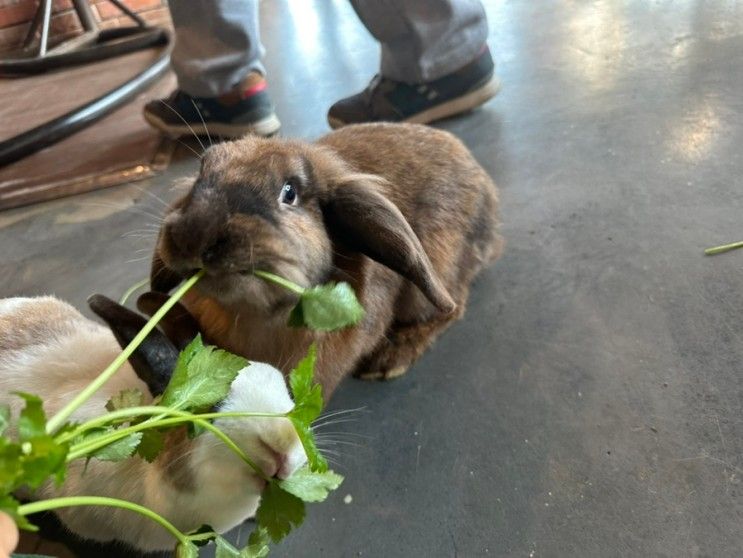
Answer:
[{"left": 355, "top": 365, "right": 410, "bottom": 381}]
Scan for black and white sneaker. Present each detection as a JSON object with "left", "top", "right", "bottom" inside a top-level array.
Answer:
[
  {"left": 327, "top": 46, "right": 500, "bottom": 129},
  {"left": 143, "top": 73, "right": 281, "bottom": 138}
]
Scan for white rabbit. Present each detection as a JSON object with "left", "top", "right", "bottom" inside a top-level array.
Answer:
[{"left": 0, "top": 294, "right": 306, "bottom": 552}]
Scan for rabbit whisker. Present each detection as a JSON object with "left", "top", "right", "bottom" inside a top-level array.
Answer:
[
  {"left": 159, "top": 100, "right": 206, "bottom": 152},
  {"left": 314, "top": 406, "right": 367, "bottom": 423},
  {"left": 313, "top": 438, "right": 362, "bottom": 448},
  {"left": 131, "top": 184, "right": 173, "bottom": 209},
  {"left": 312, "top": 418, "right": 360, "bottom": 432},
  {"left": 190, "top": 98, "right": 214, "bottom": 148}
]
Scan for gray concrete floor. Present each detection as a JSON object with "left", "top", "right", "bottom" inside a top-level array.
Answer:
[{"left": 2, "top": 1, "right": 743, "bottom": 556}]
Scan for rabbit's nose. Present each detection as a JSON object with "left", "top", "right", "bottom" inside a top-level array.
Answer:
[
  {"left": 165, "top": 198, "right": 227, "bottom": 262},
  {"left": 202, "top": 237, "right": 227, "bottom": 266}
]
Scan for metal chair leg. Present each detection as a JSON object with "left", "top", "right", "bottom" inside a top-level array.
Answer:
[{"left": 37, "top": 0, "right": 53, "bottom": 57}]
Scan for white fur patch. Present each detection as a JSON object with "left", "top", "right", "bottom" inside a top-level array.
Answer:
[{"left": 0, "top": 297, "right": 306, "bottom": 551}]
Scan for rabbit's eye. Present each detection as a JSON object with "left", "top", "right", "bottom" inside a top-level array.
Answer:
[{"left": 279, "top": 182, "right": 298, "bottom": 206}]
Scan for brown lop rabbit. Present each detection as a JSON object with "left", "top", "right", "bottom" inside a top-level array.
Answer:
[{"left": 149, "top": 123, "right": 502, "bottom": 399}]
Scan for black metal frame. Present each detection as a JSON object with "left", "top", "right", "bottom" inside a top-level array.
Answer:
[
  {"left": 0, "top": 0, "right": 169, "bottom": 76},
  {"left": 0, "top": 1, "right": 172, "bottom": 168},
  {"left": 0, "top": 48, "right": 171, "bottom": 167}
]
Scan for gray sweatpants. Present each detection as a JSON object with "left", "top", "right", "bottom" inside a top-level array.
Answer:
[{"left": 169, "top": 0, "right": 489, "bottom": 97}]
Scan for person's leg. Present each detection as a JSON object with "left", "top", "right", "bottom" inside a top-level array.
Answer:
[
  {"left": 352, "top": 0, "right": 487, "bottom": 83},
  {"left": 144, "top": 0, "right": 280, "bottom": 138},
  {"left": 169, "top": 0, "right": 264, "bottom": 98},
  {"left": 328, "top": 0, "right": 498, "bottom": 128}
]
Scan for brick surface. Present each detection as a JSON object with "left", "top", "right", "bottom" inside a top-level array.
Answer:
[
  {"left": 49, "top": 10, "right": 81, "bottom": 37},
  {"left": 0, "top": 0, "right": 171, "bottom": 51},
  {"left": 138, "top": 6, "right": 171, "bottom": 26},
  {"left": 0, "top": 0, "right": 77, "bottom": 28},
  {"left": 95, "top": 0, "right": 163, "bottom": 21},
  {"left": 92, "top": 8, "right": 169, "bottom": 30},
  {"left": 0, "top": 21, "right": 29, "bottom": 52},
  {"left": 0, "top": 3, "right": 37, "bottom": 28},
  {"left": 96, "top": 17, "right": 117, "bottom": 29}
]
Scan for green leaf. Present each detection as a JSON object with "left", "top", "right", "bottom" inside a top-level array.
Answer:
[
  {"left": 94, "top": 433, "right": 142, "bottom": 462},
  {"left": 136, "top": 429, "right": 164, "bottom": 462},
  {"left": 278, "top": 466, "right": 343, "bottom": 502},
  {"left": 0, "top": 438, "right": 22, "bottom": 493},
  {"left": 287, "top": 346, "right": 327, "bottom": 472},
  {"left": 105, "top": 388, "right": 144, "bottom": 412},
  {"left": 21, "top": 435, "right": 68, "bottom": 488},
  {"left": 214, "top": 536, "right": 240, "bottom": 558},
  {"left": 159, "top": 334, "right": 205, "bottom": 408},
  {"left": 175, "top": 540, "right": 199, "bottom": 558},
  {"left": 243, "top": 527, "right": 270, "bottom": 558},
  {"left": 79, "top": 428, "right": 142, "bottom": 462},
  {"left": 16, "top": 393, "right": 46, "bottom": 442},
  {"left": 255, "top": 481, "right": 305, "bottom": 543},
  {"left": 286, "top": 304, "right": 305, "bottom": 328},
  {"left": 160, "top": 335, "right": 248, "bottom": 411},
  {"left": 214, "top": 530, "right": 270, "bottom": 558},
  {"left": 288, "top": 346, "right": 322, "bottom": 426},
  {"left": 177, "top": 333, "right": 204, "bottom": 367},
  {"left": 0, "top": 405, "right": 10, "bottom": 436},
  {"left": 289, "top": 417, "right": 327, "bottom": 473},
  {"left": 0, "top": 494, "right": 37, "bottom": 532},
  {"left": 245, "top": 528, "right": 270, "bottom": 558},
  {"left": 290, "top": 282, "right": 364, "bottom": 331},
  {"left": 0, "top": 398, "right": 68, "bottom": 493}
]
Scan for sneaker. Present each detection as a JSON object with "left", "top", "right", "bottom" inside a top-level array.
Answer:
[
  {"left": 327, "top": 47, "right": 500, "bottom": 129},
  {"left": 143, "top": 73, "right": 281, "bottom": 138}
]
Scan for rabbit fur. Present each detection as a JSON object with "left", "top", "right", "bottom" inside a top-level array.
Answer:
[
  {"left": 0, "top": 295, "right": 305, "bottom": 552},
  {"left": 151, "top": 122, "right": 503, "bottom": 399}
]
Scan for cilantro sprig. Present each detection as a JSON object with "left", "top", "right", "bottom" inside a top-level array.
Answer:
[
  {"left": 0, "top": 268, "right": 361, "bottom": 556},
  {"left": 254, "top": 270, "right": 365, "bottom": 331}
]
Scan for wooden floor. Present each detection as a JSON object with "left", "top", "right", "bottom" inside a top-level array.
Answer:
[{"left": 0, "top": 47, "right": 174, "bottom": 210}]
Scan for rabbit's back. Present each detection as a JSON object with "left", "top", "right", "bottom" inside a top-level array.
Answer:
[
  {"left": 0, "top": 297, "right": 91, "bottom": 355},
  {"left": 0, "top": 297, "right": 142, "bottom": 422},
  {"left": 318, "top": 123, "right": 498, "bottom": 225}
]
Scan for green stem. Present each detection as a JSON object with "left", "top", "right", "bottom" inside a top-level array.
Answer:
[
  {"left": 18, "top": 496, "right": 189, "bottom": 545},
  {"left": 254, "top": 270, "right": 306, "bottom": 295},
  {"left": 705, "top": 241, "right": 743, "bottom": 256},
  {"left": 46, "top": 270, "right": 204, "bottom": 434},
  {"left": 67, "top": 414, "right": 268, "bottom": 479},
  {"left": 119, "top": 277, "right": 150, "bottom": 305},
  {"left": 56, "top": 406, "right": 284, "bottom": 444},
  {"left": 191, "top": 417, "right": 267, "bottom": 479}
]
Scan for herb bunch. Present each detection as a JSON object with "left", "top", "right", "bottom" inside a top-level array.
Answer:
[{"left": 0, "top": 270, "right": 364, "bottom": 557}]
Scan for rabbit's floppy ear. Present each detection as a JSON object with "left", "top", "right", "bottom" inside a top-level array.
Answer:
[
  {"left": 322, "top": 175, "right": 456, "bottom": 313},
  {"left": 87, "top": 294, "right": 178, "bottom": 396},
  {"left": 150, "top": 250, "right": 183, "bottom": 294},
  {"left": 136, "top": 291, "right": 201, "bottom": 351}
]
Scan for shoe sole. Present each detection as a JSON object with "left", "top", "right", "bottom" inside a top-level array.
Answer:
[
  {"left": 327, "top": 76, "right": 501, "bottom": 130},
  {"left": 143, "top": 111, "right": 281, "bottom": 139}
]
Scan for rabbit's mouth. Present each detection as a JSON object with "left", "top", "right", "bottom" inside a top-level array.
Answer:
[{"left": 193, "top": 267, "right": 300, "bottom": 312}]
